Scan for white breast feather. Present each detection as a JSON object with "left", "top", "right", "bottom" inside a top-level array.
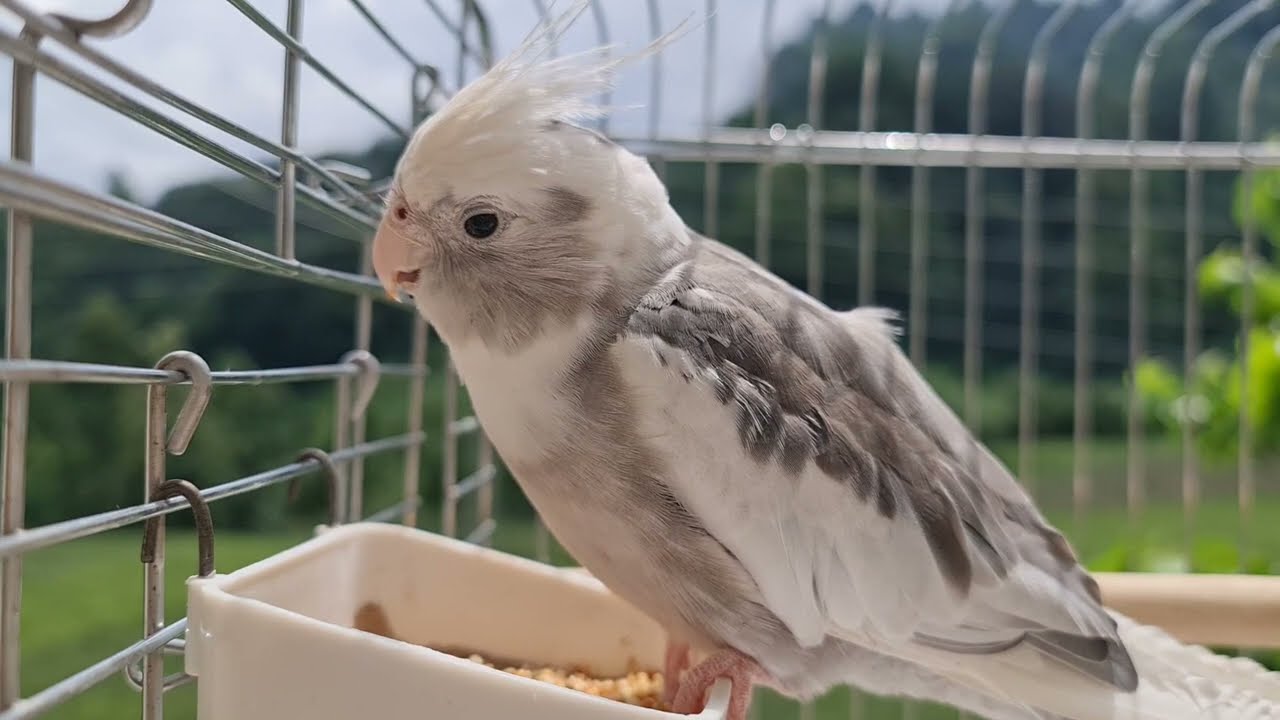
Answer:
[{"left": 450, "top": 314, "right": 598, "bottom": 462}]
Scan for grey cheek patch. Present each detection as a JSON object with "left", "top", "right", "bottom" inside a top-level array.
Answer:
[{"left": 540, "top": 186, "right": 593, "bottom": 224}]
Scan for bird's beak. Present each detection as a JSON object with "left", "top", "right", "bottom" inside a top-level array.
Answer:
[{"left": 371, "top": 218, "right": 418, "bottom": 301}]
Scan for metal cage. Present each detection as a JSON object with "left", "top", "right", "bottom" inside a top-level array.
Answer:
[{"left": 0, "top": 1, "right": 1279, "bottom": 719}]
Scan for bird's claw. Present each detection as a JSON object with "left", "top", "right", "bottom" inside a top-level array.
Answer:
[
  {"left": 669, "top": 648, "right": 761, "bottom": 720},
  {"left": 662, "top": 641, "right": 692, "bottom": 709}
]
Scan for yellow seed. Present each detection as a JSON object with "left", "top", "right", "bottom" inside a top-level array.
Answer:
[{"left": 452, "top": 651, "right": 666, "bottom": 710}]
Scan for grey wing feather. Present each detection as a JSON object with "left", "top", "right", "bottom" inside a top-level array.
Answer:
[{"left": 624, "top": 233, "right": 1138, "bottom": 693}]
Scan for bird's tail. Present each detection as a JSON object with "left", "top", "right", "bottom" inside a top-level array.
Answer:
[
  {"left": 937, "top": 610, "right": 1280, "bottom": 719},
  {"left": 1102, "top": 610, "right": 1280, "bottom": 719}
]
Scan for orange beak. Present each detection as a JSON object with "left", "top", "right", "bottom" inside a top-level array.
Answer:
[{"left": 370, "top": 218, "right": 419, "bottom": 301}]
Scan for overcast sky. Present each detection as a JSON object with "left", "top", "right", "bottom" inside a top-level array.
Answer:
[{"left": 0, "top": 0, "right": 966, "bottom": 204}]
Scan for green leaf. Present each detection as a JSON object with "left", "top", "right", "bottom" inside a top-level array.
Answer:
[
  {"left": 1254, "top": 267, "right": 1280, "bottom": 324},
  {"left": 1134, "top": 359, "right": 1182, "bottom": 404},
  {"left": 1199, "top": 248, "right": 1246, "bottom": 303},
  {"left": 1194, "top": 350, "right": 1231, "bottom": 385},
  {"left": 1086, "top": 545, "right": 1137, "bottom": 572},
  {"left": 1196, "top": 242, "right": 1280, "bottom": 326},
  {"left": 1233, "top": 164, "right": 1280, "bottom": 251},
  {"left": 1243, "top": 327, "right": 1280, "bottom": 438},
  {"left": 1142, "top": 550, "right": 1191, "bottom": 574},
  {"left": 1190, "top": 540, "right": 1245, "bottom": 574}
]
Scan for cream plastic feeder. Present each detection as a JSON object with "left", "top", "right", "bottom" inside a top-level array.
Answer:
[{"left": 183, "top": 522, "right": 731, "bottom": 720}]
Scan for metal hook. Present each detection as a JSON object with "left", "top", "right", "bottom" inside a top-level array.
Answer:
[
  {"left": 122, "top": 657, "right": 193, "bottom": 694},
  {"left": 463, "top": 0, "right": 495, "bottom": 68},
  {"left": 153, "top": 351, "right": 212, "bottom": 455},
  {"left": 125, "top": 479, "right": 211, "bottom": 695},
  {"left": 141, "top": 479, "right": 215, "bottom": 576},
  {"left": 341, "top": 349, "right": 381, "bottom": 420},
  {"left": 412, "top": 64, "right": 444, "bottom": 122},
  {"left": 289, "top": 448, "right": 342, "bottom": 527},
  {"left": 51, "top": 0, "right": 153, "bottom": 39}
]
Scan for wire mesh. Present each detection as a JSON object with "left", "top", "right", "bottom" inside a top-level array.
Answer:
[{"left": 0, "top": 1, "right": 1277, "bottom": 719}]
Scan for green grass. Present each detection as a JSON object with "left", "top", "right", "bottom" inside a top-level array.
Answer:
[
  {"left": 22, "top": 529, "right": 312, "bottom": 719},
  {"left": 19, "top": 438, "right": 1280, "bottom": 719}
]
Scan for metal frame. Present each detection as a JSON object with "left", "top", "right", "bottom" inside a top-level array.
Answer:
[
  {"left": 0, "top": 1, "right": 497, "bottom": 718},
  {"left": 1, "top": 1, "right": 1279, "bottom": 719}
]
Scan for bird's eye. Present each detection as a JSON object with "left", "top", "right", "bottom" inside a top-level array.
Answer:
[
  {"left": 393, "top": 205, "right": 409, "bottom": 221},
  {"left": 463, "top": 212, "right": 499, "bottom": 239}
]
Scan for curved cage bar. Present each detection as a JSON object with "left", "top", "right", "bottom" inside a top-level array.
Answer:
[
  {"left": 908, "top": 0, "right": 962, "bottom": 369},
  {"left": 1236, "top": 22, "right": 1280, "bottom": 561},
  {"left": 701, "top": 0, "right": 720, "bottom": 239},
  {"left": 1017, "top": 0, "right": 1081, "bottom": 499},
  {"left": 1178, "top": 0, "right": 1275, "bottom": 558},
  {"left": 805, "top": 0, "right": 834, "bottom": 304},
  {"left": 962, "top": 0, "right": 1017, "bottom": 441},
  {"left": 754, "top": 0, "right": 779, "bottom": 269},
  {"left": 856, "top": 0, "right": 892, "bottom": 306},
  {"left": 1, "top": 1, "right": 1279, "bottom": 719},
  {"left": 1072, "top": 0, "right": 1139, "bottom": 525}
]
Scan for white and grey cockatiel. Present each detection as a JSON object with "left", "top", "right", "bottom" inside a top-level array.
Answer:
[{"left": 370, "top": 3, "right": 1280, "bottom": 719}]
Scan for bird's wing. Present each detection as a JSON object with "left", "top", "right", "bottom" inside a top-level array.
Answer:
[{"left": 616, "top": 237, "right": 1137, "bottom": 694}]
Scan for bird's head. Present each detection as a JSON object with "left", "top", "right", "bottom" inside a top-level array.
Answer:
[{"left": 372, "top": 2, "right": 691, "bottom": 353}]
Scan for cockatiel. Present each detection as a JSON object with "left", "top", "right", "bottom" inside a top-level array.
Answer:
[{"left": 371, "top": 3, "right": 1280, "bottom": 719}]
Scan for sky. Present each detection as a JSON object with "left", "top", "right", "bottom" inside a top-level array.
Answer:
[{"left": 0, "top": 0, "right": 958, "bottom": 204}]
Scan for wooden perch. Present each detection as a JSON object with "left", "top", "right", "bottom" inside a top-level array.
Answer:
[
  {"left": 565, "top": 567, "right": 1280, "bottom": 650},
  {"left": 1094, "top": 572, "right": 1280, "bottom": 650}
]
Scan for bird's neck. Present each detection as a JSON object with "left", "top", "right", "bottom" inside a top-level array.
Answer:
[
  {"left": 444, "top": 310, "right": 603, "bottom": 466},
  {"left": 600, "top": 199, "right": 694, "bottom": 304},
  {"left": 597, "top": 149, "right": 695, "bottom": 285}
]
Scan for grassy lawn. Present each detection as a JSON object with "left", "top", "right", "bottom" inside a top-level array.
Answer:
[
  {"left": 21, "top": 529, "right": 312, "bottom": 719},
  {"left": 19, "top": 438, "right": 1280, "bottom": 719}
]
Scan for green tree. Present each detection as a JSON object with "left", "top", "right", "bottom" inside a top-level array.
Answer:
[{"left": 1136, "top": 148, "right": 1280, "bottom": 460}]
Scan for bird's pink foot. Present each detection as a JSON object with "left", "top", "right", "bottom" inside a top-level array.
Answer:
[
  {"left": 662, "top": 641, "right": 692, "bottom": 708},
  {"left": 670, "top": 648, "right": 762, "bottom": 720}
]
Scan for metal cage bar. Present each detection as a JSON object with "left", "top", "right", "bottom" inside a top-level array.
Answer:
[
  {"left": 1236, "top": 19, "right": 1280, "bottom": 565},
  {"left": 908, "top": 0, "right": 962, "bottom": 368},
  {"left": 1177, "top": 0, "right": 1275, "bottom": 557},
  {"left": 223, "top": 0, "right": 411, "bottom": 140},
  {"left": 0, "top": 0, "right": 468, "bottom": 715},
  {"left": 1018, "top": 0, "right": 1081, "bottom": 500},
  {"left": 0, "top": 4, "right": 380, "bottom": 229},
  {"left": 1072, "top": 0, "right": 1138, "bottom": 527},
  {"left": 618, "top": 129, "right": 1280, "bottom": 169},
  {"left": 857, "top": 0, "right": 891, "bottom": 307},
  {"left": 1126, "top": 0, "right": 1194, "bottom": 532},
  {"left": 0, "top": 24, "right": 36, "bottom": 712},
  {"left": 754, "top": 0, "right": 778, "bottom": 270},
  {"left": 962, "top": 0, "right": 1016, "bottom": 446},
  {"left": 431, "top": 0, "right": 497, "bottom": 553},
  {"left": 702, "top": 0, "right": 719, "bottom": 240}
]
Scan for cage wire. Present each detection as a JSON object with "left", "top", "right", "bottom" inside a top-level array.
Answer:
[{"left": 0, "top": 0, "right": 1278, "bottom": 718}]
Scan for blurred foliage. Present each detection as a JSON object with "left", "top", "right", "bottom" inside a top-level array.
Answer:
[
  {"left": 1136, "top": 150, "right": 1280, "bottom": 461},
  {"left": 923, "top": 365, "right": 1133, "bottom": 441}
]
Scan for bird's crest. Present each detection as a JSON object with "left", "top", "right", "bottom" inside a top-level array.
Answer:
[{"left": 396, "top": 0, "right": 691, "bottom": 184}]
